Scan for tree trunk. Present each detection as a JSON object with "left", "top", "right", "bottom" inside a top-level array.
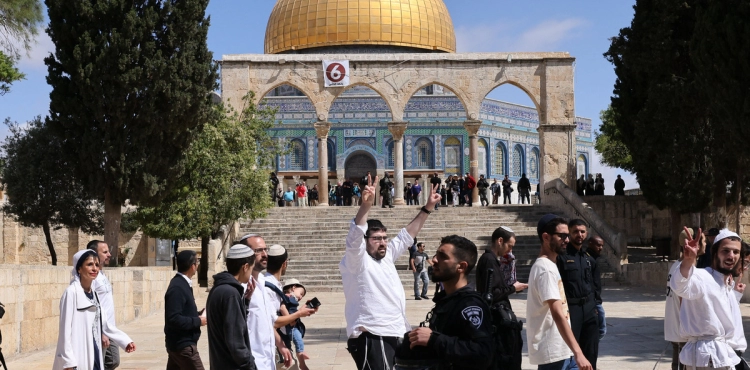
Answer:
[
  {"left": 199, "top": 235, "right": 209, "bottom": 287},
  {"left": 42, "top": 221, "right": 57, "bottom": 266},
  {"left": 173, "top": 239, "right": 179, "bottom": 270},
  {"left": 670, "top": 208, "right": 683, "bottom": 260},
  {"left": 737, "top": 170, "right": 743, "bottom": 234},
  {"left": 104, "top": 188, "right": 121, "bottom": 267}
]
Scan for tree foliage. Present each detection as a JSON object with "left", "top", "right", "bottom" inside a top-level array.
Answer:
[
  {"left": 603, "top": 0, "right": 716, "bottom": 213},
  {"left": 594, "top": 105, "right": 633, "bottom": 171},
  {"left": 136, "top": 93, "right": 280, "bottom": 284},
  {"left": 1, "top": 117, "right": 102, "bottom": 265},
  {"left": 44, "top": 0, "right": 218, "bottom": 265},
  {"left": 0, "top": 50, "right": 24, "bottom": 95}
]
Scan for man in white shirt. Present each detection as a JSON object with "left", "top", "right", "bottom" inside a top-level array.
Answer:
[
  {"left": 670, "top": 228, "right": 745, "bottom": 369},
  {"left": 526, "top": 215, "right": 591, "bottom": 370},
  {"left": 340, "top": 174, "right": 441, "bottom": 370},
  {"left": 665, "top": 229, "right": 693, "bottom": 370},
  {"left": 239, "top": 234, "right": 294, "bottom": 370},
  {"left": 87, "top": 240, "right": 136, "bottom": 370}
]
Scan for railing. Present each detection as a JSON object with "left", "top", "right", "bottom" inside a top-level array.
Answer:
[{"left": 543, "top": 178, "right": 628, "bottom": 275}]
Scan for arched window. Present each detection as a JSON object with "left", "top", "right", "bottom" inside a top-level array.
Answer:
[
  {"left": 444, "top": 137, "right": 461, "bottom": 174},
  {"left": 512, "top": 145, "right": 524, "bottom": 177},
  {"left": 478, "top": 139, "right": 488, "bottom": 176},
  {"left": 289, "top": 140, "right": 305, "bottom": 170},
  {"left": 577, "top": 154, "right": 588, "bottom": 178},
  {"left": 415, "top": 138, "right": 433, "bottom": 168},
  {"left": 530, "top": 148, "right": 540, "bottom": 180},
  {"left": 387, "top": 140, "right": 395, "bottom": 168},
  {"left": 493, "top": 143, "right": 506, "bottom": 176}
]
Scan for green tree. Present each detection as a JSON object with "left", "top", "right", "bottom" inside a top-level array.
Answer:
[
  {"left": 0, "top": 0, "right": 43, "bottom": 95},
  {"left": 594, "top": 105, "right": 633, "bottom": 171},
  {"left": 691, "top": 0, "right": 750, "bottom": 230},
  {"left": 0, "top": 50, "right": 24, "bottom": 95},
  {"left": 45, "top": 0, "right": 218, "bottom": 265},
  {"left": 136, "top": 93, "right": 279, "bottom": 285},
  {"left": 1, "top": 117, "right": 102, "bottom": 265}
]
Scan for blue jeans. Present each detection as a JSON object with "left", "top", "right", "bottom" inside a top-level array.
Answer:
[
  {"left": 414, "top": 271, "right": 429, "bottom": 297},
  {"left": 538, "top": 357, "right": 573, "bottom": 370},
  {"left": 291, "top": 326, "right": 305, "bottom": 353},
  {"left": 596, "top": 303, "right": 607, "bottom": 339}
]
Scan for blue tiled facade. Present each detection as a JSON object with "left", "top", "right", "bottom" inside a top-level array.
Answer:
[{"left": 262, "top": 92, "right": 593, "bottom": 184}]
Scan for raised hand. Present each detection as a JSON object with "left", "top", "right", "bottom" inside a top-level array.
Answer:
[
  {"left": 426, "top": 183, "right": 442, "bottom": 209},
  {"left": 682, "top": 226, "right": 702, "bottom": 261},
  {"left": 361, "top": 174, "right": 379, "bottom": 205}
]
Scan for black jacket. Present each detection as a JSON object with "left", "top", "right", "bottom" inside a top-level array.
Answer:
[
  {"left": 399, "top": 286, "right": 495, "bottom": 370},
  {"left": 164, "top": 274, "right": 202, "bottom": 351},
  {"left": 206, "top": 272, "right": 256, "bottom": 370},
  {"left": 518, "top": 177, "right": 531, "bottom": 192},
  {"left": 475, "top": 249, "right": 516, "bottom": 310}
]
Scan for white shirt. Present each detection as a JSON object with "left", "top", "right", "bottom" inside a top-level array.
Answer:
[
  {"left": 664, "top": 261, "right": 686, "bottom": 343},
  {"left": 263, "top": 272, "right": 283, "bottom": 311},
  {"left": 669, "top": 263, "right": 741, "bottom": 368},
  {"left": 339, "top": 220, "right": 412, "bottom": 338},
  {"left": 92, "top": 270, "right": 133, "bottom": 348},
  {"left": 526, "top": 256, "right": 573, "bottom": 365},
  {"left": 177, "top": 272, "right": 193, "bottom": 288},
  {"left": 705, "top": 268, "right": 747, "bottom": 353},
  {"left": 244, "top": 274, "right": 278, "bottom": 370}
]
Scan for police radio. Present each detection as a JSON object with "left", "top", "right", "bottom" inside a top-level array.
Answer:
[{"left": 484, "top": 268, "right": 494, "bottom": 304}]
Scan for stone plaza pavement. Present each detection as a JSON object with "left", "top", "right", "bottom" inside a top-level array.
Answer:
[{"left": 9, "top": 284, "right": 750, "bottom": 369}]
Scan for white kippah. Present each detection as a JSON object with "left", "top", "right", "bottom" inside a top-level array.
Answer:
[
  {"left": 713, "top": 229, "right": 741, "bottom": 246},
  {"left": 268, "top": 244, "right": 286, "bottom": 257},
  {"left": 226, "top": 244, "right": 255, "bottom": 259},
  {"left": 500, "top": 226, "right": 515, "bottom": 234}
]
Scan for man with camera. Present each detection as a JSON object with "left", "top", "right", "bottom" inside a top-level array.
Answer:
[
  {"left": 396, "top": 235, "right": 495, "bottom": 370},
  {"left": 340, "top": 174, "right": 440, "bottom": 370}
]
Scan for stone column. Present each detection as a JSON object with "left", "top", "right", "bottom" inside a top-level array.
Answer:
[
  {"left": 464, "top": 120, "right": 481, "bottom": 205},
  {"left": 537, "top": 124, "right": 577, "bottom": 189},
  {"left": 421, "top": 173, "right": 429, "bottom": 205},
  {"left": 388, "top": 122, "right": 408, "bottom": 206},
  {"left": 314, "top": 122, "right": 331, "bottom": 206}
]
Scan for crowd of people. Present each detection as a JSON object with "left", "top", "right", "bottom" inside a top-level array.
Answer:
[
  {"left": 576, "top": 173, "right": 627, "bottom": 196},
  {"left": 52, "top": 173, "right": 747, "bottom": 370}
]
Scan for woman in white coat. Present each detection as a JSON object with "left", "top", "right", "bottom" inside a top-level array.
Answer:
[{"left": 53, "top": 249, "right": 104, "bottom": 370}]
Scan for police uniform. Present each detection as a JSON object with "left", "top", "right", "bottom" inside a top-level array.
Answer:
[
  {"left": 380, "top": 176, "right": 393, "bottom": 207},
  {"left": 396, "top": 286, "right": 495, "bottom": 370},
  {"left": 557, "top": 245, "right": 599, "bottom": 369}
]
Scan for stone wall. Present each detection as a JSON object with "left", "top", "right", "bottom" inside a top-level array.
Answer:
[
  {"left": 0, "top": 265, "right": 173, "bottom": 358},
  {"left": 581, "top": 195, "right": 671, "bottom": 245},
  {"left": 620, "top": 261, "right": 671, "bottom": 289}
]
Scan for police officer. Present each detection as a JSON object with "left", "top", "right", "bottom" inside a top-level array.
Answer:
[
  {"left": 396, "top": 235, "right": 494, "bottom": 370},
  {"left": 557, "top": 219, "right": 599, "bottom": 369},
  {"left": 380, "top": 172, "right": 394, "bottom": 208}
]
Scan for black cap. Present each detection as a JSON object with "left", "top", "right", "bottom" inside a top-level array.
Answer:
[
  {"left": 707, "top": 228, "right": 721, "bottom": 237},
  {"left": 537, "top": 214, "right": 560, "bottom": 237}
]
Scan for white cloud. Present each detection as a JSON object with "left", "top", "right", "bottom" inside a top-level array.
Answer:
[
  {"left": 456, "top": 18, "right": 587, "bottom": 53},
  {"left": 16, "top": 27, "right": 55, "bottom": 71}
]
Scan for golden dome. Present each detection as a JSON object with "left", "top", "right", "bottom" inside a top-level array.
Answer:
[{"left": 265, "top": 0, "right": 456, "bottom": 54}]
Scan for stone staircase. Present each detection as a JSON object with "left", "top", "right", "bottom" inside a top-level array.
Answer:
[{"left": 239, "top": 204, "right": 619, "bottom": 292}]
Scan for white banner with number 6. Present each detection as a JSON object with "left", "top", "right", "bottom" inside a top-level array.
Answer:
[{"left": 322, "top": 60, "right": 350, "bottom": 87}]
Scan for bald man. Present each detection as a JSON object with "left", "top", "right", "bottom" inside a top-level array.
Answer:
[{"left": 586, "top": 237, "right": 605, "bottom": 340}]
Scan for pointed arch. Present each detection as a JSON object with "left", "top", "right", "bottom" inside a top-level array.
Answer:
[
  {"left": 493, "top": 141, "right": 507, "bottom": 176},
  {"left": 482, "top": 80, "right": 542, "bottom": 114},
  {"left": 330, "top": 83, "right": 395, "bottom": 121},
  {"left": 288, "top": 139, "right": 306, "bottom": 170},
  {"left": 414, "top": 137, "right": 434, "bottom": 169},
  {"left": 403, "top": 82, "right": 470, "bottom": 119},
  {"left": 512, "top": 144, "right": 525, "bottom": 178},
  {"left": 530, "top": 147, "right": 540, "bottom": 180}
]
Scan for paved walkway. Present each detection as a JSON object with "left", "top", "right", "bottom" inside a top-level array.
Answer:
[{"left": 9, "top": 285, "right": 750, "bottom": 369}]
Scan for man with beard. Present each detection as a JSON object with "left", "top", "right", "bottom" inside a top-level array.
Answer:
[
  {"left": 340, "top": 174, "right": 440, "bottom": 370},
  {"left": 670, "top": 228, "right": 746, "bottom": 370},
  {"left": 556, "top": 219, "right": 599, "bottom": 369},
  {"left": 238, "top": 234, "right": 294, "bottom": 370},
  {"left": 526, "top": 215, "right": 592, "bottom": 370},
  {"left": 476, "top": 226, "right": 527, "bottom": 370},
  {"left": 396, "top": 235, "right": 495, "bottom": 370}
]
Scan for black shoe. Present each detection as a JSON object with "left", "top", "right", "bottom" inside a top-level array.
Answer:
[
  {"left": 415, "top": 297, "right": 422, "bottom": 300},
  {"left": 420, "top": 295, "right": 429, "bottom": 299}
]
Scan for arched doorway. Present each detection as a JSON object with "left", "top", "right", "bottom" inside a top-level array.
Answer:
[{"left": 345, "top": 151, "right": 377, "bottom": 183}]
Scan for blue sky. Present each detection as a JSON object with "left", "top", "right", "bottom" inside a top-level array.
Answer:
[{"left": 1, "top": 0, "right": 637, "bottom": 194}]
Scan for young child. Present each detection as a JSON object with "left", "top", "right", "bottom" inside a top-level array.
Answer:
[{"left": 283, "top": 279, "right": 310, "bottom": 370}]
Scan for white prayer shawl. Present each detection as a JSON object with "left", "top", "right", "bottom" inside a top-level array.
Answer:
[
  {"left": 93, "top": 271, "right": 133, "bottom": 348},
  {"left": 704, "top": 268, "right": 747, "bottom": 353},
  {"left": 664, "top": 261, "right": 687, "bottom": 343},
  {"left": 340, "top": 220, "right": 413, "bottom": 338},
  {"left": 669, "top": 263, "right": 741, "bottom": 368}
]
